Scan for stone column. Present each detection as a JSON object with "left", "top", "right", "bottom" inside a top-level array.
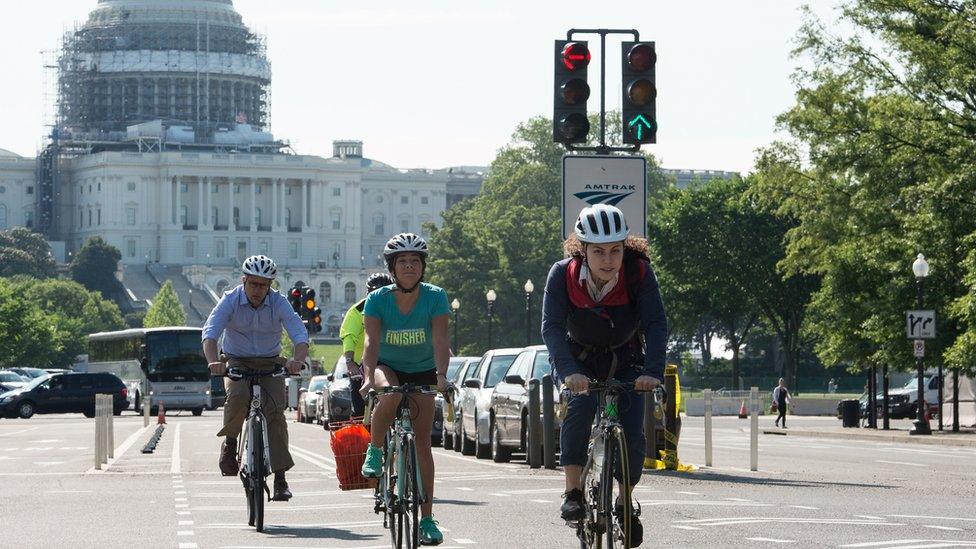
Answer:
[
  {"left": 197, "top": 175, "right": 204, "bottom": 228},
  {"left": 228, "top": 178, "right": 235, "bottom": 231},
  {"left": 303, "top": 178, "right": 310, "bottom": 229},
  {"left": 250, "top": 178, "right": 256, "bottom": 232}
]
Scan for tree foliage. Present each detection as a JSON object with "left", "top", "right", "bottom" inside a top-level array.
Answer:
[
  {"left": 144, "top": 281, "right": 187, "bottom": 328},
  {"left": 70, "top": 236, "right": 122, "bottom": 299},
  {"left": 0, "top": 228, "right": 57, "bottom": 278}
]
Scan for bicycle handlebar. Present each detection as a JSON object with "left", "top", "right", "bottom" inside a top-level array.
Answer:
[
  {"left": 561, "top": 380, "right": 668, "bottom": 401},
  {"left": 214, "top": 366, "right": 298, "bottom": 380}
]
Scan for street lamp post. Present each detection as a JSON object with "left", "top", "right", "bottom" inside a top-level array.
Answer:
[
  {"left": 486, "top": 289, "right": 496, "bottom": 351},
  {"left": 910, "top": 253, "right": 932, "bottom": 436},
  {"left": 524, "top": 279, "right": 535, "bottom": 347},
  {"left": 451, "top": 298, "right": 460, "bottom": 354}
]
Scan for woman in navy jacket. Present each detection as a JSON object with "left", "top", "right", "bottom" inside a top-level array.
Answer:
[{"left": 542, "top": 204, "right": 668, "bottom": 547}]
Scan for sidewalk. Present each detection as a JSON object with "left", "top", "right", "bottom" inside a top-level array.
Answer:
[{"left": 764, "top": 422, "right": 976, "bottom": 448}]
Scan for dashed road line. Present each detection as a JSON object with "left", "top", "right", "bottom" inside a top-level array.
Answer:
[
  {"left": 171, "top": 422, "right": 182, "bottom": 474},
  {"left": 875, "top": 460, "right": 926, "bottom": 467},
  {"left": 746, "top": 538, "right": 795, "bottom": 543}
]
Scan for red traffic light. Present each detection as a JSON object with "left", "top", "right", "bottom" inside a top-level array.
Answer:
[
  {"left": 561, "top": 42, "right": 591, "bottom": 71},
  {"left": 290, "top": 289, "right": 301, "bottom": 298},
  {"left": 627, "top": 43, "right": 656, "bottom": 72},
  {"left": 560, "top": 78, "right": 590, "bottom": 105}
]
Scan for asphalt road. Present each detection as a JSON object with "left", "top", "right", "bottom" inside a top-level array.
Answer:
[{"left": 1, "top": 412, "right": 974, "bottom": 548}]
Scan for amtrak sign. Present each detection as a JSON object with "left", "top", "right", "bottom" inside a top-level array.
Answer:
[{"left": 562, "top": 155, "right": 647, "bottom": 239}]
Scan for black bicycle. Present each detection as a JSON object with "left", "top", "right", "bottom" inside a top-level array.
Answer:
[
  {"left": 569, "top": 380, "right": 663, "bottom": 549},
  {"left": 217, "top": 366, "right": 291, "bottom": 533},
  {"left": 365, "top": 383, "right": 441, "bottom": 549}
]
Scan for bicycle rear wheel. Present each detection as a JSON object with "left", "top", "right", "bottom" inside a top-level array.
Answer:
[
  {"left": 252, "top": 417, "right": 266, "bottom": 533},
  {"left": 603, "top": 426, "right": 630, "bottom": 548}
]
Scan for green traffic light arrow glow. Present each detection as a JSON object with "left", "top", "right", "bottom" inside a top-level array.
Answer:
[{"left": 628, "top": 114, "right": 653, "bottom": 140}]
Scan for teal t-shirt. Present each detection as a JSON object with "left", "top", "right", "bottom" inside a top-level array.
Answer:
[{"left": 363, "top": 282, "right": 450, "bottom": 373}]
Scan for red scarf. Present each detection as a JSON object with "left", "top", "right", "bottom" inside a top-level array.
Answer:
[{"left": 565, "top": 258, "right": 630, "bottom": 310}]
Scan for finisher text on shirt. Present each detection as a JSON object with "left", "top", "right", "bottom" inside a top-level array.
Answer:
[{"left": 386, "top": 328, "right": 427, "bottom": 346}]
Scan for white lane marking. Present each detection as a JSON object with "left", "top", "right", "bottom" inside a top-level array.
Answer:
[
  {"left": 0, "top": 427, "right": 40, "bottom": 437},
  {"left": 675, "top": 491, "right": 702, "bottom": 496},
  {"left": 178, "top": 544, "right": 198, "bottom": 549},
  {"left": 202, "top": 521, "right": 382, "bottom": 529},
  {"left": 432, "top": 448, "right": 525, "bottom": 470},
  {"left": 175, "top": 504, "right": 189, "bottom": 508},
  {"left": 175, "top": 490, "right": 187, "bottom": 495},
  {"left": 175, "top": 497, "right": 188, "bottom": 502},
  {"left": 856, "top": 515, "right": 885, "bottom": 520},
  {"left": 177, "top": 530, "right": 195, "bottom": 536},
  {"left": 672, "top": 525, "right": 701, "bottom": 530},
  {"left": 530, "top": 499, "right": 552, "bottom": 503},
  {"left": 746, "top": 538, "right": 795, "bottom": 544},
  {"left": 179, "top": 520, "right": 194, "bottom": 526},
  {"left": 840, "top": 541, "right": 928, "bottom": 548},
  {"left": 876, "top": 460, "right": 926, "bottom": 467},
  {"left": 640, "top": 500, "right": 773, "bottom": 508},
  {"left": 85, "top": 424, "right": 149, "bottom": 474},
  {"left": 30, "top": 439, "right": 60, "bottom": 443},
  {"left": 288, "top": 445, "right": 335, "bottom": 470},
  {"left": 176, "top": 511, "right": 192, "bottom": 516},
  {"left": 45, "top": 490, "right": 92, "bottom": 494},
  {"left": 724, "top": 497, "right": 753, "bottom": 502},
  {"left": 288, "top": 442, "right": 337, "bottom": 467},
  {"left": 922, "top": 526, "right": 964, "bottom": 532},
  {"left": 171, "top": 422, "right": 182, "bottom": 474},
  {"left": 883, "top": 544, "right": 976, "bottom": 549},
  {"left": 456, "top": 487, "right": 473, "bottom": 491},
  {"left": 191, "top": 502, "right": 374, "bottom": 512},
  {"left": 455, "top": 540, "right": 476, "bottom": 545},
  {"left": 888, "top": 515, "right": 976, "bottom": 523},
  {"left": 789, "top": 505, "right": 819, "bottom": 510}
]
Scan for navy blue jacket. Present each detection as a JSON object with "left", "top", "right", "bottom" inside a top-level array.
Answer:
[{"left": 542, "top": 255, "right": 668, "bottom": 381}]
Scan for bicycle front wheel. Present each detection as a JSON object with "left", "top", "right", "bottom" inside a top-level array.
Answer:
[
  {"left": 603, "top": 426, "right": 630, "bottom": 549},
  {"left": 252, "top": 417, "right": 266, "bottom": 533},
  {"left": 401, "top": 433, "right": 420, "bottom": 549}
]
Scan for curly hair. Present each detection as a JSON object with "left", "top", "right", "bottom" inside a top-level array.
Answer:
[{"left": 562, "top": 234, "right": 649, "bottom": 260}]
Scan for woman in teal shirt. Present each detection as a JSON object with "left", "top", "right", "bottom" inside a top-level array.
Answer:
[{"left": 359, "top": 232, "right": 451, "bottom": 546}]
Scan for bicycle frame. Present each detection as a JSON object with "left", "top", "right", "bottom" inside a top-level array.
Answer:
[{"left": 239, "top": 381, "right": 273, "bottom": 494}]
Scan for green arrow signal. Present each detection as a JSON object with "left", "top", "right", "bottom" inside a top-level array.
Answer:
[{"left": 628, "top": 114, "right": 653, "bottom": 141}]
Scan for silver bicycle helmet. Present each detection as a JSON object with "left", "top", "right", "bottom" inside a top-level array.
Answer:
[
  {"left": 241, "top": 254, "right": 278, "bottom": 279},
  {"left": 383, "top": 232, "right": 429, "bottom": 258}
]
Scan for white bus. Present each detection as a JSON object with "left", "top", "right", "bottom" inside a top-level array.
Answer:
[{"left": 84, "top": 327, "right": 210, "bottom": 415}]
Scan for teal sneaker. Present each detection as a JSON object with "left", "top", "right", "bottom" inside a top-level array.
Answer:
[
  {"left": 419, "top": 516, "right": 443, "bottom": 545},
  {"left": 361, "top": 444, "right": 383, "bottom": 478}
]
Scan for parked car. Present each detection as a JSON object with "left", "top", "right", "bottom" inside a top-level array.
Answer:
[
  {"left": 0, "top": 372, "right": 129, "bottom": 419},
  {"left": 8, "top": 367, "right": 50, "bottom": 380},
  {"left": 440, "top": 357, "right": 479, "bottom": 450},
  {"left": 319, "top": 357, "right": 354, "bottom": 427},
  {"left": 0, "top": 371, "right": 28, "bottom": 393},
  {"left": 487, "top": 345, "right": 563, "bottom": 462},
  {"left": 456, "top": 348, "right": 522, "bottom": 458},
  {"left": 298, "top": 375, "right": 329, "bottom": 423}
]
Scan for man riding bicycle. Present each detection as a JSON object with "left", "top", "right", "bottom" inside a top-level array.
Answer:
[
  {"left": 359, "top": 233, "right": 451, "bottom": 546},
  {"left": 542, "top": 205, "right": 668, "bottom": 547},
  {"left": 203, "top": 254, "right": 308, "bottom": 501},
  {"left": 339, "top": 272, "right": 395, "bottom": 416}
]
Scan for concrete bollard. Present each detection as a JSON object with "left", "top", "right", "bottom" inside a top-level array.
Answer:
[
  {"left": 703, "top": 389, "right": 713, "bottom": 467},
  {"left": 527, "top": 379, "right": 542, "bottom": 469},
  {"left": 94, "top": 396, "right": 103, "bottom": 470},
  {"left": 143, "top": 394, "right": 151, "bottom": 427},
  {"left": 750, "top": 386, "right": 759, "bottom": 471},
  {"left": 542, "top": 375, "right": 557, "bottom": 470}
]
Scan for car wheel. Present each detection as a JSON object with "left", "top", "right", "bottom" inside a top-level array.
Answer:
[
  {"left": 491, "top": 419, "right": 511, "bottom": 463},
  {"left": 83, "top": 410, "right": 95, "bottom": 418},
  {"left": 18, "top": 401, "right": 35, "bottom": 419},
  {"left": 443, "top": 425, "right": 454, "bottom": 450},
  {"left": 460, "top": 415, "right": 475, "bottom": 456},
  {"left": 192, "top": 408, "right": 203, "bottom": 417},
  {"left": 453, "top": 416, "right": 463, "bottom": 453},
  {"left": 475, "top": 414, "right": 491, "bottom": 459},
  {"left": 134, "top": 393, "right": 142, "bottom": 415}
]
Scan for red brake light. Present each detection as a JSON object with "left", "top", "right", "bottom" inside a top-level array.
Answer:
[{"left": 121, "top": 387, "right": 128, "bottom": 399}]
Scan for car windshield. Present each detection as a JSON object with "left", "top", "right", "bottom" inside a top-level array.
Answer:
[
  {"left": 308, "top": 378, "right": 327, "bottom": 392},
  {"left": 25, "top": 374, "right": 53, "bottom": 390},
  {"left": 447, "top": 358, "right": 466, "bottom": 380},
  {"left": 484, "top": 355, "right": 518, "bottom": 388},
  {"left": 147, "top": 332, "right": 208, "bottom": 382},
  {"left": 0, "top": 372, "right": 24, "bottom": 383},
  {"left": 18, "top": 368, "right": 48, "bottom": 378}
]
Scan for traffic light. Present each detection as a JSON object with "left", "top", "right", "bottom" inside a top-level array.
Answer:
[
  {"left": 621, "top": 41, "right": 656, "bottom": 144},
  {"left": 288, "top": 285, "right": 303, "bottom": 314},
  {"left": 300, "top": 287, "right": 322, "bottom": 333},
  {"left": 553, "top": 40, "right": 591, "bottom": 144},
  {"left": 310, "top": 306, "right": 323, "bottom": 334}
]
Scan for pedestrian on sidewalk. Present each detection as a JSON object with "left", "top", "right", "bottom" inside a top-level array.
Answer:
[{"left": 773, "top": 378, "right": 791, "bottom": 428}]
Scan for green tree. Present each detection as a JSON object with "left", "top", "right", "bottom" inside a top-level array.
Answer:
[
  {"left": 0, "top": 228, "right": 57, "bottom": 278},
  {"left": 0, "top": 279, "right": 59, "bottom": 369},
  {"left": 144, "top": 281, "right": 187, "bottom": 328},
  {"left": 70, "top": 236, "right": 122, "bottom": 299}
]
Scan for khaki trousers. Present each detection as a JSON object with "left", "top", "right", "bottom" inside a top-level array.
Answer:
[{"left": 216, "top": 356, "right": 294, "bottom": 472}]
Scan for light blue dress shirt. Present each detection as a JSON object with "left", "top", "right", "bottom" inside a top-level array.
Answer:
[{"left": 202, "top": 284, "right": 309, "bottom": 358}]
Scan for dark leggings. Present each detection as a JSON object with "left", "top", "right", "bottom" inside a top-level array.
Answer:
[{"left": 776, "top": 398, "right": 787, "bottom": 426}]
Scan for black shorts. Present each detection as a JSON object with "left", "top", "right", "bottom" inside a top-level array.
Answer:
[{"left": 382, "top": 366, "right": 437, "bottom": 386}]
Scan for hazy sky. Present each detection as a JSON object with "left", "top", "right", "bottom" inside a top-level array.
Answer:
[{"left": 0, "top": 0, "right": 840, "bottom": 173}]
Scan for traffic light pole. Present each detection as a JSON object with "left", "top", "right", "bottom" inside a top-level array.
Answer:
[{"left": 566, "top": 28, "right": 642, "bottom": 155}]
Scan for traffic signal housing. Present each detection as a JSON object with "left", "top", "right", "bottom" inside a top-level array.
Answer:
[
  {"left": 300, "top": 287, "right": 322, "bottom": 333},
  {"left": 288, "top": 285, "right": 302, "bottom": 314},
  {"left": 553, "top": 40, "right": 591, "bottom": 144},
  {"left": 621, "top": 41, "right": 656, "bottom": 144}
]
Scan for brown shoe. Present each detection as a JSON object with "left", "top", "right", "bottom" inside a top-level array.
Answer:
[
  {"left": 272, "top": 475, "right": 292, "bottom": 501},
  {"left": 219, "top": 441, "right": 238, "bottom": 476}
]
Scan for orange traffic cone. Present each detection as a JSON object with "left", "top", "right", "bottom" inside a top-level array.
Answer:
[
  {"left": 157, "top": 402, "right": 167, "bottom": 425},
  {"left": 738, "top": 400, "right": 748, "bottom": 419},
  {"left": 923, "top": 400, "right": 930, "bottom": 422}
]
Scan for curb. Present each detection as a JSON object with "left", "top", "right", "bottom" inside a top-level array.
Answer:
[{"left": 763, "top": 427, "right": 976, "bottom": 448}]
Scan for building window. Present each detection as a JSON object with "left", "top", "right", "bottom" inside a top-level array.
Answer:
[
  {"left": 255, "top": 208, "right": 262, "bottom": 227},
  {"left": 0, "top": 205, "right": 6, "bottom": 229},
  {"left": 126, "top": 208, "right": 136, "bottom": 225},
  {"left": 234, "top": 184, "right": 240, "bottom": 194},
  {"left": 333, "top": 187, "right": 341, "bottom": 197},
  {"left": 256, "top": 185, "right": 262, "bottom": 195},
  {"left": 98, "top": 183, "right": 102, "bottom": 192},
  {"left": 212, "top": 184, "right": 219, "bottom": 194},
  {"left": 289, "top": 241, "right": 299, "bottom": 260},
  {"left": 421, "top": 196, "right": 429, "bottom": 205},
  {"left": 25, "top": 211, "right": 34, "bottom": 228},
  {"left": 97, "top": 209, "right": 101, "bottom": 226},
  {"left": 78, "top": 208, "right": 83, "bottom": 228},
  {"left": 285, "top": 208, "right": 292, "bottom": 228},
  {"left": 373, "top": 213, "right": 385, "bottom": 236},
  {"left": 344, "top": 282, "right": 357, "bottom": 304},
  {"left": 401, "top": 195, "right": 409, "bottom": 205},
  {"left": 331, "top": 211, "right": 341, "bottom": 230},
  {"left": 126, "top": 239, "right": 136, "bottom": 258},
  {"left": 89, "top": 184, "right": 92, "bottom": 193},
  {"left": 185, "top": 239, "right": 195, "bottom": 258},
  {"left": 233, "top": 207, "right": 240, "bottom": 227},
  {"left": 88, "top": 209, "right": 92, "bottom": 227},
  {"left": 127, "top": 182, "right": 136, "bottom": 191},
  {"left": 26, "top": 186, "right": 34, "bottom": 195},
  {"left": 0, "top": 185, "right": 5, "bottom": 194},
  {"left": 319, "top": 282, "right": 332, "bottom": 304},
  {"left": 259, "top": 240, "right": 269, "bottom": 255},
  {"left": 181, "top": 183, "right": 188, "bottom": 193},
  {"left": 376, "top": 195, "right": 384, "bottom": 204},
  {"left": 216, "top": 240, "right": 226, "bottom": 258},
  {"left": 211, "top": 207, "right": 218, "bottom": 226},
  {"left": 400, "top": 219, "right": 409, "bottom": 232},
  {"left": 180, "top": 205, "right": 188, "bottom": 226},
  {"left": 286, "top": 187, "right": 292, "bottom": 196}
]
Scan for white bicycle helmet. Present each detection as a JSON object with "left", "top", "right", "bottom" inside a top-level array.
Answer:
[
  {"left": 241, "top": 254, "right": 278, "bottom": 279},
  {"left": 574, "top": 204, "right": 630, "bottom": 244},
  {"left": 383, "top": 232, "right": 429, "bottom": 258}
]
